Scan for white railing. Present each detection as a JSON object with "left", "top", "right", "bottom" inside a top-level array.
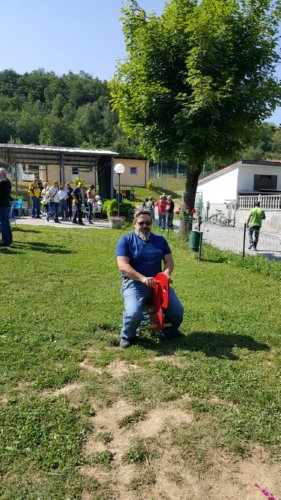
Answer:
[{"left": 238, "top": 194, "right": 281, "bottom": 210}]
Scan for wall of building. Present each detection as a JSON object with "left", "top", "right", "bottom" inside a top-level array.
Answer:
[
  {"left": 197, "top": 168, "right": 239, "bottom": 204},
  {"left": 38, "top": 157, "right": 148, "bottom": 188},
  {"left": 113, "top": 158, "right": 148, "bottom": 187},
  {"left": 237, "top": 164, "right": 281, "bottom": 191}
]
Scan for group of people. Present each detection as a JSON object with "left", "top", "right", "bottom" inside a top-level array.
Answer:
[
  {"left": 29, "top": 179, "right": 103, "bottom": 225},
  {"left": 143, "top": 194, "right": 175, "bottom": 230}
]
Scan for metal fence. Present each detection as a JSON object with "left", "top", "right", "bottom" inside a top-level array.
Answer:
[{"left": 202, "top": 222, "right": 281, "bottom": 260}]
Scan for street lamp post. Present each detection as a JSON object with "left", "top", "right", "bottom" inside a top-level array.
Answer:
[{"left": 114, "top": 163, "right": 125, "bottom": 216}]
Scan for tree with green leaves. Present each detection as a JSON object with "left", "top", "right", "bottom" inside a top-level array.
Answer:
[{"left": 110, "top": 0, "right": 281, "bottom": 209}]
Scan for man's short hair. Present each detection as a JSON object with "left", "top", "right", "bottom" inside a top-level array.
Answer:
[
  {"left": 134, "top": 209, "right": 152, "bottom": 222},
  {"left": 255, "top": 201, "right": 261, "bottom": 207}
]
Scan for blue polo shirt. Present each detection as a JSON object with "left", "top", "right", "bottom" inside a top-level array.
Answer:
[{"left": 116, "top": 232, "right": 171, "bottom": 278}]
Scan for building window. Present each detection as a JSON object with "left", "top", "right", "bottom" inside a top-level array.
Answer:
[
  {"left": 72, "top": 168, "right": 79, "bottom": 175},
  {"left": 254, "top": 174, "right": 277, "bottom": 191},
  {"left": 130, "top": 167, "right": 138, "bottom": 175}
]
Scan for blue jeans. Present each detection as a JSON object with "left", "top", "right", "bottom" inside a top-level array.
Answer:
[
  {"left": 72, "top": 204, "right": 82, "bottom": 223},
  {"left": 60, "top": 199, "right": 68, "bottom": 219},
  {"left": 158, "top": 213, "right": 166, "bottom": 230},
  {"left": 48, "top": 202, "right": 59, "bottom": 222},
  {"left": 88, "top": 202, "right": 93, "bottom": 222},
  {"left": 0, "top": 206, "right": 12, "bottom": 245},
  {"left": 31, "top": 197, "right": 41, "bottom": 217},
  {"left": 120, "top": 279, "right": 184, "bottom": 340},
  {"left": 249, "top": 225, "right": 261, "bottom": 248}
]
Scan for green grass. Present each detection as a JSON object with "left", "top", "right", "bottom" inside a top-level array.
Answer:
[{"left": 0, "top": 224, "right": 281, "bottom": 497}]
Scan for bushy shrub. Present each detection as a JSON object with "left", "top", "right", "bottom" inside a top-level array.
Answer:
[
  {"left": 103, "top": 198, "right": 135, "bottom": 221},
  {"left": 103, "top": 199, "right": 117, "bottom": 217},
  {"left": 72, "top": 177, "right": 85, "bottom": 186},
  {"left": 120, "top": 199, "right": 135, "bottom": 221},
  {"left": 147, "top": 179, "right": 154, "bottom": 190}
]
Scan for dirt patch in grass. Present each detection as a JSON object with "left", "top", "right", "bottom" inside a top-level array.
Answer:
[
  {"left": 79, "top": 359, "right": 104, "bottom": 374},
  {"left": 199, "top": 446, "right": 281, "bottom": 499},
  {"left": 81, "top": 399, "right": 196, "bottom": 498},
  {"left": 106, "top": 359, "right": 139, "bottom": 378},
  {"left": 80, "top": 396, "right": 281, "bottom": 499},
  {"left": 134, "top": 406, "right": 192, "bottom": 438},
  {"left": 42, "top": 382, "right": 84, "bottom": 397}
]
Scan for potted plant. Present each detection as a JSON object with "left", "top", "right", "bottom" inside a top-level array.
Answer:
[{"left": 109, "top": 215, "right": 124, "bottom": 229}]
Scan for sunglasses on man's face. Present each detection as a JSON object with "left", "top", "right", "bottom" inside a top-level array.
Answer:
[{"left": 136, "top": 220, "right": 152, "bottom": 226}]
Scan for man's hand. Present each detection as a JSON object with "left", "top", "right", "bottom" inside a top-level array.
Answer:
[{"left": 142, "top": 276, "right": 156, "bottom": 287}]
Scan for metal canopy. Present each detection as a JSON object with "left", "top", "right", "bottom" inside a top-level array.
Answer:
[
  {"left": 0, "top": 143, "right": 119, "bottom": 168},
  {"left": 0, "top": 144, "right": 120, "bottom": 199}
]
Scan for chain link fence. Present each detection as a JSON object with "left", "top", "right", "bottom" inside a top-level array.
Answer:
[{"left": 200, "top": 222, "right": 281, "bottom": 261}]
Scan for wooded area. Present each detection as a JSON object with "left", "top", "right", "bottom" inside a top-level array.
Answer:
[
  {"left": 0, "top": 69, "right": 141, "bottom": 156},
  {"left": 0, "top": 66, "right": 280, "bottom": 176}
]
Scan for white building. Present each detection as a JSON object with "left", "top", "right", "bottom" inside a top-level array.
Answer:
[{"left": 197, "top": 160, "right": 281, "bottom": 233}]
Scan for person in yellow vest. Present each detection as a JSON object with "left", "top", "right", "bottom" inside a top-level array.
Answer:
[
  {"left": 246, "top": 201, "right": 266, "bottom": 250},
  {"left": 29, "top": 178, "right": 41, "bottom": 218}
]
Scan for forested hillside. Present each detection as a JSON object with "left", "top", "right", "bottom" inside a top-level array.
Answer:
[
  {"left": 0, "top": 69, "right": 280, "bottom": 165},
  {"left": 0, "top": 69, "right": 141, "bottom": 156}
]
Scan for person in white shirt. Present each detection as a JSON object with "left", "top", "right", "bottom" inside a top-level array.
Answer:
[
  {"left": 47, "top": 181, "right": 60, "bottom": 223},
  {"left": 58, "top": 186, "right": 68, "bottom": 220},
  {"left": 86, "top": 184, "right": 95, "bottom": 223},
  {"left": 94, "top": 195, "right": 103, "bottom": 218}
]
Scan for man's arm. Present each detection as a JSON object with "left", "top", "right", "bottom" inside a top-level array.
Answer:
[
  {"left": 163, "top": 253, "right": 174, "bottom": 279},
  {"left": 116, "top": 256, "right": 156, "bottom": 287}
]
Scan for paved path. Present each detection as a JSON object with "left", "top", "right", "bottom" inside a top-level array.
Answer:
[
  {"left": 14, "top": 215, "right": 110, "bottom": 230},
  {"left": 12, "top": 216, "right": 281, "bottom": 261}
]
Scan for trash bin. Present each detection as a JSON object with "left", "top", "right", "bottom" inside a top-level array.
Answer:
[{"left": 188, "top": 230, "right": 202, "bottom": 252}]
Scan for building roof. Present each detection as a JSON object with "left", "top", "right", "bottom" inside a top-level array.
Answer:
[
  {"left": 198, "top": 159, "right": 281, "bottom": 186},
  {"left": 0, "top": 144, "right": 119, "bottom": 168}
]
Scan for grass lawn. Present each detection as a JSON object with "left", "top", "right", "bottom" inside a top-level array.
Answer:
[{"left": 0, "top": 225, "right": 281, "bottom": 499}]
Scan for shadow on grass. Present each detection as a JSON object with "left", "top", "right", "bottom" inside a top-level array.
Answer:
[
  {"left": 259, "top": 252, "right": 281, "bottom": 262},
  {"left": 13, "top": 227, "right": 41, "bottom": 234},
  {"left": 11, "top": 241, "right": 74, "bottom": 254},
  {"left": 137, "top": 331, "right": 270, "bottom": 360}
]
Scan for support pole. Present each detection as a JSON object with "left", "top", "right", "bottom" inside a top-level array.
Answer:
[
  {"left": 118, "top": 173, "right": 121, "bottom": 216},
  {"left": 242, "top": 223, "right": 247, "bottom": 258}
]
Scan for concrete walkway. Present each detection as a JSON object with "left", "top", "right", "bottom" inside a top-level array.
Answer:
[
  {"left": 12, "top": 215, "right": 281, "bottom": 261},
  {"left": 14, "top": 215, "right": 110, "bottom": 230}
]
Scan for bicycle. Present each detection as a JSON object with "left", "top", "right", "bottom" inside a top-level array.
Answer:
[{"left": 208, "top": 209, "right": 232, "bottom": 226}]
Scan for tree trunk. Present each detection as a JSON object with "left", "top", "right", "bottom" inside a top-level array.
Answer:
[
  {"left": 179, "top": 161, "right": 203, "bottom": 237},
  {"left": 184, "top": 162, "right": 202, "bottom": 210}
]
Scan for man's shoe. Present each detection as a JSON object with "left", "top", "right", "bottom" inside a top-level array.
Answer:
[
  {"left": 36, "top": 216, "right": 41, "bottom": 219},
  {"left": 248, "top": 243, "right": 253, "bottom": 249},
  {"left": 79, "top": 222, "right": 85, "bottom": 225},
  {"left": 0, "top": 242, "right": 11, "bottom": 247},
  {"left": 119, "top": 338, "right": 131, "bottom": 349},
  {"left": 72, "top": 220, "right": 77, "bottom": 224}
]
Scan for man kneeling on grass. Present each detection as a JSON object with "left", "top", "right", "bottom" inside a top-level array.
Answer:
[{"left": 116, "top": 209, "right": 184, "bottom": 348}]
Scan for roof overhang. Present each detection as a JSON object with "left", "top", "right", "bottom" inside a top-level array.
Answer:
[{"left": 0, "top": 144, "right": 120, "bottom": 168}]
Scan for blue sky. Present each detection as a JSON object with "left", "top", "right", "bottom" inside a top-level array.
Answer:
[{"left": 1, "top": 0, "right": 280, "bottom": 125}]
